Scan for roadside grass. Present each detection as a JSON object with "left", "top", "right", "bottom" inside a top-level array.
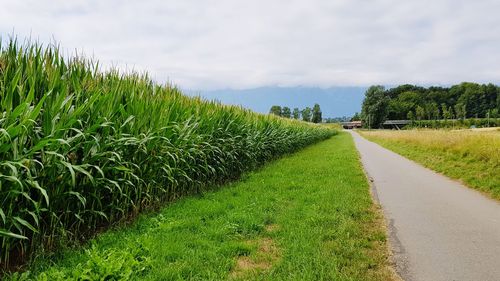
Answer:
[
  {"left": 8, "top": 133, "right": 396, "bottom": 281},
  {"left": 359, "top": 129, "right": 500, "bottom": 200}
]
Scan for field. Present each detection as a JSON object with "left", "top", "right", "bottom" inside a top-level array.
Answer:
[
  {"left": 405, "top": 118, "right": 500, "bottom": 129},
  {"left": 0, "top": 39, "right": 333, "bottom": 270},
  {"left": 6, "top": 133, "right": 396, "bottom": 281},
  {"left": 359, "top": 129, "right": 500, "bottom": 199}
]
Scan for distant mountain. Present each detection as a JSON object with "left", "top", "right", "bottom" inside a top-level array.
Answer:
[{"left": 185, "top": 86, "right": 367, "bottom": 118}]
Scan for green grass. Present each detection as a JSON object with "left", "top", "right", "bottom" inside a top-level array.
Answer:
[
  {"left": 360, "top": 129, "right": 500, "bottom": 200},
  {"left": 7, "top": 133, "right": 395, "bottom": 281}
]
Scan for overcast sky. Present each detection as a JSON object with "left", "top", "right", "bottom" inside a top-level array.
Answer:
[{"left": 1, "top": 0, "right": 500, "bottom": 90}]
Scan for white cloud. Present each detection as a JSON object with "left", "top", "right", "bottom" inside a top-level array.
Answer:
[{"left": 1, "top": 0, "right": 500, "bottom": 89}]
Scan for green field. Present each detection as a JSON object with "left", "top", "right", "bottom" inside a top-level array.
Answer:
[
  {"left": 7, "top": 133, "right": 395, "bottom": 281},
  {"left": 0, "top": 40, "right": 333, "bottom": 269},
  {"left": 360, "top": 129, "right": 500, "bottom": 200}
]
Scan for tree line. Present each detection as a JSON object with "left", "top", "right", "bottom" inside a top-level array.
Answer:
[
  {"left": 360, "top": 83, "right": 500, "bottom": 128},
  {"left": 269, "top": 103, "right": 323, "bottom": 123}
]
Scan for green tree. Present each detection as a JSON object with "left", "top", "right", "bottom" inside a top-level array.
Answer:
[
  {"left": 269, "top": 105, "right": 282, "bottom": 116},
  {"left": 292, "top": 108, "right": 300, "bottom": 119},
  {"left": 351, "top": 112, "right": 361, "bottom": 121},
  {"left": 363, "top": 83, "right": 499, "bottom": 123},
  {"left": 448, "top": 107, "right": 455, "bottom": 119},
  {"left": 455, "top": 103, "right": 466, "bottom": 120},
  {"left": 407, "top": 111, "right": 415, "bottom": 120},
  {"left": 361, "top": 85, "right": 388, "bottom": 128},
  {"left": 311, "top": 103, "right": 322, "bottom": 123},
  {"left": 433, "top": 105, "right": 441, "bottom": 120},
  {"left": 415, "top": 106, "right": 425, "bottom": 120},
  {"left": 455, "top": 82, "right": 485, "bottom": 118},
  {"left": 387, "top": 91, "right": 422, "bottom": 120},
  {"left": 497, "top": 89, "right": 500, "bottom": 113},
  {"left": 302, "top": 107, "right": 312, "bottom": 122},
  {"left": 441, "top": 104, "right": 453, "bottom": 120},
  {"left": 282, "top": 106, "right": 291, "bottom": 118},
  {"left": 426, "top": 103, "right": 440, "bottom": 120},
  {"left": 490, "top": 108, "right": 499, "bottom": 118}
]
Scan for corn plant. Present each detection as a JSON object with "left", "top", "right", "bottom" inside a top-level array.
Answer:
[{"left": 0, "top": 38, "right": 335, "bottom": 269}]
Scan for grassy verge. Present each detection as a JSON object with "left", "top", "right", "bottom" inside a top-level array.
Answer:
[
  {"left": 7, "top": 133, "right": 396, "bottom": 281},
  {"left": 359, "top": 129, "right": 500, "bottom": 200}
]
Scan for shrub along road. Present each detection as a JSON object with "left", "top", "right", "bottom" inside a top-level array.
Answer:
[
  {"left": 349, "top": 130, "right": 500, "bottom": 281},
  {"left": 8, "top": 132, "right": 396, "bottom": 280}
]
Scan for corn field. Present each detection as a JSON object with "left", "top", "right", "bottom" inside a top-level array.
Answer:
[{"left": 0, "top": 39, "right": 334, "bottom": 269}]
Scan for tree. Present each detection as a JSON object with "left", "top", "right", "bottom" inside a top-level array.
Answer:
[
  {"left": 455, "top": 102, "right": 466, "bottom": 120},
  {"left": 385, "top": 84, "right": 426, "bottom": 99},
  {"left": 292, "top": 108, "right": 300, "bottom": 119},
  {"left": 457, "top": 83, "right": 483, "bottom": 118},
  {"left": 497, "top": 88, "right": 500, "bottom": 113},
  {"left": 302, "top": 107, "right": 312, "bottom": 122},
  {"left": 351, "top": 112, "right": 361, "bottom": 121},
  {"left": 269, "top": 105, "right": 282, "bottom": 116},
  {"left": 448, "top": 107, "right": 455, "bottom": 119},
  {"left": 433, "top": 104, "right": 441, "bottom": 120},
  {"left": 282, "top": 107, "right": 291, "bottom": 118},
  {"left": 407, "top": 111, "right": 415, "bottom": 120},
  {"left": 361, "top": 83, "right": 499, "bottom": 125},
  {"left": 441, "top": 103, "right": 453, "bottom": 120},
  {"left": 387, "top": 91, "right": 422, "bottom": 120},
  {"left": 426, "top": 102, "right": 440, "bottom": 120},
  {"left": 311, "top": 103, "right": 322, "bottom": 123},
  {"left": 491, "top": 108, "right": 499, "bottom": 118},
  {"left": 415, "top": 106, "right": 425, "bottom": 120},
  {"left": 361, "top": 85, "right": 388, "bottom": 128}
]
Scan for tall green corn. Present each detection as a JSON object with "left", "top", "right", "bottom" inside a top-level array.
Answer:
[{"left": 0, "top": 38, "right": 335, "bottom": 269}]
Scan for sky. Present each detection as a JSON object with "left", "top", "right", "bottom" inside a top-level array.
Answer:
[{"left": 1, "top": 0, "right": 500, "bottom": 90}]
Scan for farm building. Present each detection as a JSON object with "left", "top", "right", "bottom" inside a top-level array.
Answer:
[{"left": 341, "top": 121, "right": 362, "bottom": 129}]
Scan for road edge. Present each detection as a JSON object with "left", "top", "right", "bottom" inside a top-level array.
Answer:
[{"left": 347, "top": 130, "right": 407, "bottom": 281}]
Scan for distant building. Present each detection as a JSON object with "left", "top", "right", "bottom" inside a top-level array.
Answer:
[
  {"left": 382, "top": 120, "right": 411, "bottom": 129},
  {"left": 341, "top": 121, "right": 362, "bottom": 129}
]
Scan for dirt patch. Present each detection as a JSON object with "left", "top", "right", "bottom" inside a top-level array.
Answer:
[
  {"left": 230, "top": 237, "right": 280, "bottom": 279},
  {"left": 258, "top": 238, "right": 277, "bottom": 255},
  {"left": 264, "top": 224, "right": 279, "bottom": 233},
  {"left": 233, "top": 256, "right": 270, "bottom": 272}
]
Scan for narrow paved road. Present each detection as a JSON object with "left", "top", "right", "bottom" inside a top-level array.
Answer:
[{"left": 349, "top": 131, "right": 500, "bottom": 281}]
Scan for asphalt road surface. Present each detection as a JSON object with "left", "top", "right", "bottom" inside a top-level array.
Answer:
[{"left": 349, "top": 130, "right": 500, "bottom": 281}]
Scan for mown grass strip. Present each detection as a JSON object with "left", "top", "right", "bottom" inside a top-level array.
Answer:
[
  {"left": 360, "top": 129, "right": 500, "bottom": 200},
  {"left": 7, "top": 132, "right": 396, "bottom": 281}
]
